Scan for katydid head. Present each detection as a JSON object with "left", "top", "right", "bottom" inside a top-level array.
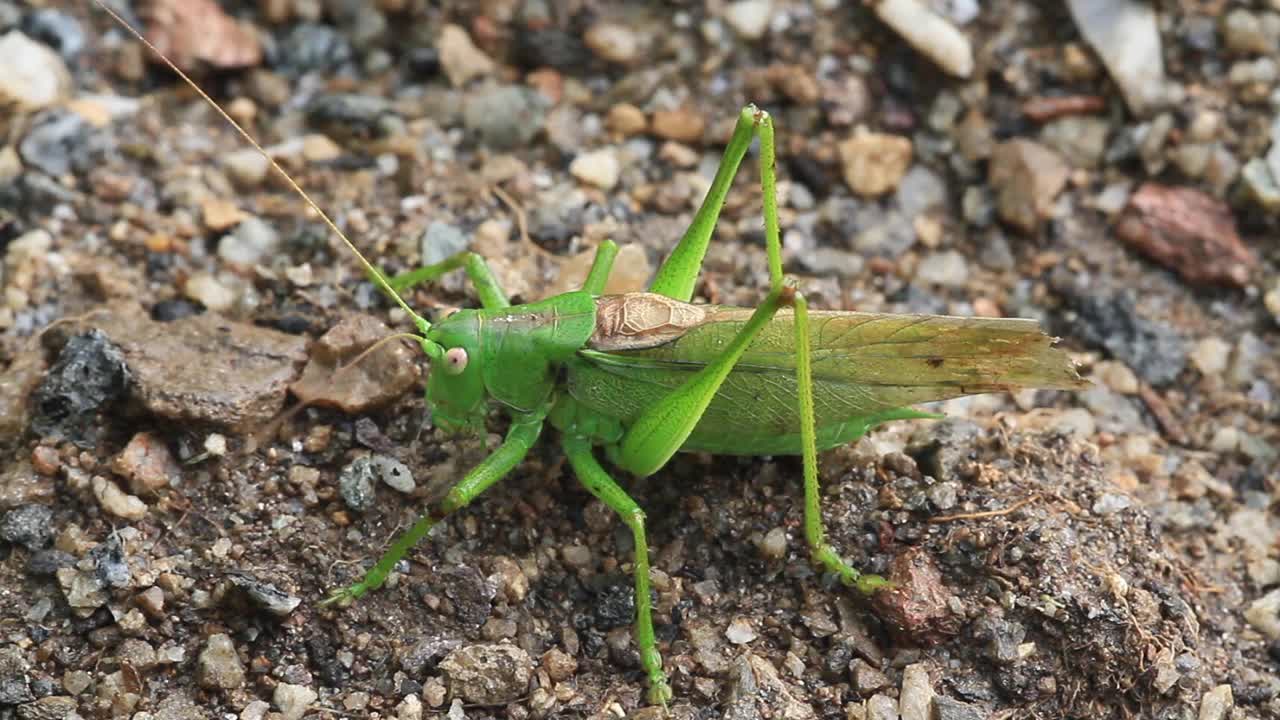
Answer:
[{"left": 422, "top": 309, "right": 488, "bottom": 435}]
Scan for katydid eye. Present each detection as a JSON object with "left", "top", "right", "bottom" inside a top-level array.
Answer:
[{"left": 444, "top": 347, "right": 468, "bottom": 374}]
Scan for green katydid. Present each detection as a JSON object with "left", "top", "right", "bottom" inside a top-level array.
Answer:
[{"left": 99, "top": 4, "right": 1084, "bottom": 706}]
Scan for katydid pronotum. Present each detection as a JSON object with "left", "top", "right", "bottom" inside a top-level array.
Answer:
[{"left": 97, "top": 4, "right": 1084, "bottom": 706}]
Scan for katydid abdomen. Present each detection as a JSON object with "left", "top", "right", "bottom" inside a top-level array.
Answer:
[{"left": 567, "top": 293, "right": 1081, "bottom": 455}]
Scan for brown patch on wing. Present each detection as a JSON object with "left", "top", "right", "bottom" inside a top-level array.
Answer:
[{"left": 589, "top": 293, "right": 708, "bottom": 351}]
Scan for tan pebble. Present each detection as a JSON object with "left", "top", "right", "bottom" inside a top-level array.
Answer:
[
  {"left": 651, "top": 108, "right": 706, "bottom": 144},
  {"left": 302, "top": 134, "right": 342, "bottom": 163},
  {"left": 838, "top": 128, "right": 912, "bottom": 197},
  {"left": 200, "top": 198, "right": 245, "bottom": 232},
  {"left": 606, "top": 103, "right": 647, "bottom": 136}
]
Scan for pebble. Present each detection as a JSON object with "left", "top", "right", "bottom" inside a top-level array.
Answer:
[
  {"left": 278, "top": 23, "right": 352, "bottom": 75},
  {"left": 1091, "top": 492, "right": 1133, "bottom": 516},
  {"left": 0, "top": 645, "right": 32, "bottom": 705},
  {"left": 872, "top": 0, "right": 973, "bottom": 77},
  {"left": 111, "top": 432, "right": 180, "bottom": 496},
  {"left": 570, "top": 148, "right": 622, "bottom": 190},
  {"left": 0, "top": 504, "right": 53, "bottom": 550},
  {"left": 934, "top": 696, "right": 988, "bottom": 720},
  {"left": 915, "top": 250, "right": 968, "bottom": 287},
  {"left": 92, "top": 476, "right": 147, "bottom": 521},
  {"left": 723, "top": 0, "right": 773, "bottom": 40},
  {"left": 374, "top": 455, "right": 415, "bottom": 493},
  {"left": 396, "top": 694, "right": 423, "bottom": 720},
  {"left": 1197, "top": 684, "right": 1233, "bottom": 720},
  {"left": 227, "top": 571, "right": 302, "bottom": 617},
  {"left": 222, "top": 148, "right": 271, "bottom": 188},
  {"left": 1062, "top": 288, "right": 1186, "bottom": 386},
  {"left": 1094, "top": 361, "right": 1139, "bottom": 394},
  {"left": 89, "top": 308, "right": 308, "bottom": 429},
  {"left": 200, "top": 198, "right": 245, "bottom": 233},
  {"left": 988, "top": 139, "right": 1069, "bottom": 233},
  {"left": 20, "top": 9, "right": 85, "bottom": 60},
  {"left": 240, "top": 700, "right": 269, "bottom": 720},
  {"left": 606, "top": 103, "right": 647, "bottom": 136},
  {"left": 725, "top": 618, "right": 758, "bottom": 644},
  {"left": 1222, "top": 9, "right": 1274, "bottom": 55},
  {"left": 18, "top": 695, "right": 79, "bottom": 719},
  {"left": 584, "top": 22, "right": 642, "bottom": 64},
  {"left": 650, "top": 109, "right": 705, "bottom": 144},
  {"left": 462, "top": 84, "right": 548, "bottom": 151},
  {"left": 757, "top": 526, "right": 787, "bottom": 561},
  {"left": 1189, "top": 337, "right": 1231, "bottom": 376},
  {"left": 19, "top": 110, "right": 93, "bottom": 177},
  {"left": 290, "top": 314, "right": 421, "bottom": 413},
  {"left": 850, "top": 659, "right": 890, "bottom": 694},
  {"left": 196, "top": 634, "right": 245, "bottom": 690},
  {"left": 217, "top": 216, "right": 280, "bottom": 266},
  {"left": 439, "top": 644, "right": 533, "bottom": 705},
  {"left": 540, "top": 647, "right": 577, "bottom": 682},
  {"left": 339, "top": 457, "right": 377, "bottom": 511},
  {"left": 866, "top": 694, "right": 898, "bottom": 720},
  {"left": 1065, "top": 0, "right": 1167, "bottom": 114},
  {"left": 838, "top": 128, "right": 913, "bottom": 197},
  {"left": 421, "top": 220, "right": 469, "bottom": 266},
  {"left": 723, "top": 654, "right": 815, "bottom": 719},
  {"left": 135, "top": 586, "right": 165, "bottom": 618},
  {"left": 437, "top": 24, "right": 496, "bottom": 86},
  {"left": 1244, "top": 589, "right": 1280, "bottom": 640},
  {"left": 1039, "top": 116, "right": 1111, "bottom": 169},
  {"left": 899, "top": 663, "right": 934, "bottom": 720},
  {"left": 301, "top": 133, "right": 342, "bottom": 163},
  {"left": 0, "top": 30, "right": 71, "bottom": 111},
  {"left": 273, "top": 682, "right": 317, "bottom": 720},
  {"left": 183, "top": 273, "right": 236, "bottom": 312}
]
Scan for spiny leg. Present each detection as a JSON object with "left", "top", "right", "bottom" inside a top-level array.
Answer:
[
  {"left": 376, "top": 251, "right": 511, "bottom": 311},
  {"left": 792, "top": 294, "right": 888, "bottom": 595},
  {"left": 322, "top": 412, "right": 544, "bottom": 606},
  {"left": 563, "top": 435, "right": 671, "bottom": 707},
  {"left": 649, "top": 105, "right": 781, "bottom": 301}
]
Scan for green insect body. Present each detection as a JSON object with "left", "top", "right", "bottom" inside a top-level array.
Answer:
[{"left": 87, "top": 17, "right": 1082, "bottom": 702}]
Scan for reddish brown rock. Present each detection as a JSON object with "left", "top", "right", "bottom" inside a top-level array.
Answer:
[
  {"left": 1115, "top": 183, "right": 1256, "bottom": 288},
  {"left": 871, "top": 547, "right": 957, "bottom": 644}
]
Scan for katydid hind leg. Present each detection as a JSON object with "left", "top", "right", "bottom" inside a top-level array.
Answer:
[
  {"left": 322, "top": 414, "right": 544, "bottom": 606},
  {"left": 563, "top": 435, "right": 672, "bottom": 707},
  {"left": 792, "top": 293, "right": 888, "bottom": 594},
  {"left": 615, "top": 107, "right": 788, "bottom": 477},
  {"left": 650, "top": 106, "right": 785, "bottom": 301}
]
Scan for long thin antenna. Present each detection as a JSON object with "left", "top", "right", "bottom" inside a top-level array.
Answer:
[{"left": 90, "top": 0, "right": 432, "bottom": 336}]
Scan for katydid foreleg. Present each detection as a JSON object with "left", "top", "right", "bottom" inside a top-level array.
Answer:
[
  {"left": 383, "top": 251, "right": 511, "bottom": 309},
  {"left": 321, "top": 411, "right": 545, "bottom": 606},
  {"left": 562, "top": 435, "right": 671, "bottom": 705}
]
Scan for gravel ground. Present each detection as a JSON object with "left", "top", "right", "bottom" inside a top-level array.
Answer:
[{"left": 1, "top": 1, "right": 1278, "bottom": 719}]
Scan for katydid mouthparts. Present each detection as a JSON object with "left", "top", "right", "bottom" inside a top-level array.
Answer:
[{"left": 95, "top": 2, "right": 1085, "bottom": 706}]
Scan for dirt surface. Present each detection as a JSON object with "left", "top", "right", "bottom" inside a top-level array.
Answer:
[{"left": 1, "top": 1, "right": 1278, "bottom": 719}]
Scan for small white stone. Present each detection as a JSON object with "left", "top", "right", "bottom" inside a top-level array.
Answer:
[
  {"left": 273, "top": 683, "right": 318, "bottom": 720},
  {"left": 222, "top": 148, "right": 271, "bottom": 187},
  {"left": 1197, "top": 684, "right": 1234, "bottom": 720},
  {"left": 183, "top": 273, "right": 236, "bottom": 312},
  {"left": 0, "top": 31, "right": 72, "bottom": 111},
  {"left": 569, "top": 148, "right": 622, "bottom": 190},
  {"left": 725, "top": 618, "right": 758, "bottom": 644},
  {"left": 898, "top": 663, "right": 934, "bottom": 720},
  {"left": 723, "top": 0, "right": 773, "bottom": 40},
  {"left": 872, "top": 0, "right": 973, "bottom": 78},
  {"left": 915, "top": 250, "right": 969, "bottom": 287},
  {"left": 437, "top": 24, "right": 496, "bottom": 87}
]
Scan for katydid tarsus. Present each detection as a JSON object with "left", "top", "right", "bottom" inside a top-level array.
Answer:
[{"left": 98, "top": 4, "right": 1085, "bottom": 706}]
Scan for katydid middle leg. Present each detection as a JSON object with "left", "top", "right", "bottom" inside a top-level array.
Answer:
[
  {"left": 562, "top": 434, "right": 671, "bottom": 706},
  {"left": 321, "top": 411, "right": 545, "bottom": 605}
]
